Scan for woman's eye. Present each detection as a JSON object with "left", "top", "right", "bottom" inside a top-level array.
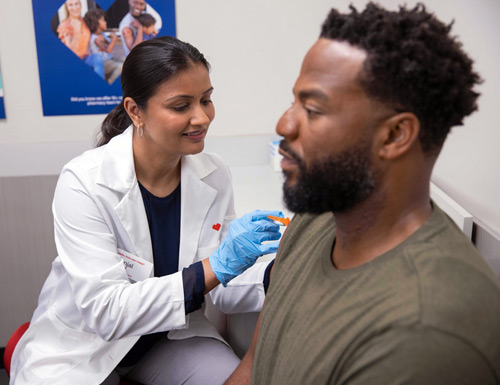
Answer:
[
  {"left": 202, "top": 99, "right": 213, "bottom": 106},
  {"left": 173, "top": 104, "right": 189, "bottom": 112}
]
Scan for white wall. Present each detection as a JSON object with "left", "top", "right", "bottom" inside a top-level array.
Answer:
[{"left": 0, "top": 0, "right": 499, "bottom": 236}]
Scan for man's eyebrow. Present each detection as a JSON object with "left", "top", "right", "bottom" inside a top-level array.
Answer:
[
  {"left": 165, "top": 87, "right": 214, "bottom": 102},
  {"left": 297, "top": 89, "right": 328, "bottom": 101}
]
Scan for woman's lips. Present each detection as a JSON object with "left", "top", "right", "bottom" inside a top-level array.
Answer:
[{"left": 182, "top": 129, "right": 206, "bottom": 140}]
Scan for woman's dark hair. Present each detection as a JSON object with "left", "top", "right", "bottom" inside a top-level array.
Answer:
[
  {"left": 83, "top": 8, "right": 105, "bottom": 34},
  {"left": 320, "top": 2, "right": 482, "bottom": 153},
  {"left": 96, "top": 36, "right": 210, "bottom": 146}
]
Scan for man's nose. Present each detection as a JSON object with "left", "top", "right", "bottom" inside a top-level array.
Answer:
[{"left": 276, "top": 107, "right": 299, "bottom": 140}]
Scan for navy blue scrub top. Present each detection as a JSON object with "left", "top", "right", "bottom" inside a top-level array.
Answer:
[
  {"left": 139, "top": 181, "right": 181, "bottom": 277},
  {"left": 119, "top": 182, "right": 204, "bottom": 368}
]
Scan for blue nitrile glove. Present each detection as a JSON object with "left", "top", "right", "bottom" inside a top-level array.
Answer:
[{"left": 209, "top": 210, "right": 283, "bottom": 286}]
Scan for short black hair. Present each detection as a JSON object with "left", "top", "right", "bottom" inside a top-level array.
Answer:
[
  {"left": 83, "top": 8, "right": 105, "bottom": 34},
  {"left": 136, "top": 13, "right": 156, "bottom": 28},
  {"left": 320, "top": 2, "right": 482, "bottom": 153}
]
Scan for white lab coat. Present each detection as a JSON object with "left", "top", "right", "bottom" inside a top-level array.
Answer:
[{"left": 10, "top": 126, "right": 270, "bottom": 385}]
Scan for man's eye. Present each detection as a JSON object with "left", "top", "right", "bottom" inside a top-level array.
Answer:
[
  {"left": 202, "top": 99, "right": 213, "bottom": 106},
  {"left": 304, "top": 107, "right": 318, "bottom": 116}
]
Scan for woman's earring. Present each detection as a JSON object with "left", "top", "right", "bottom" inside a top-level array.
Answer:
[{"left": 136, "top": 123, "right": 144, "bottom": 138}]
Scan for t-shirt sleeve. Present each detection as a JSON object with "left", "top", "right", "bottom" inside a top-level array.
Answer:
[{"left": 336, "top": 326, "right": 497, "bottom": 385}]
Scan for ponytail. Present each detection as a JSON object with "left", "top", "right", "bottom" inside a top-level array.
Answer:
[{"left": 95, "top": 101, "right": 132, "bottom": 147}]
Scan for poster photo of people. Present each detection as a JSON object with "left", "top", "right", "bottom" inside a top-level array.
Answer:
[{"left": 32, "top": 0, "right": 176, "bottom": 116}]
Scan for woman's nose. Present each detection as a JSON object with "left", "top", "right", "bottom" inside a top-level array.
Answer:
[{"left": 190, "top": 104, "right": 212, "bottom": 126}]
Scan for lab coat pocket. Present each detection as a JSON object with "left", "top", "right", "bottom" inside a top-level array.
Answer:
[
  {"left": 28, "top": 305, "right": 104, "bottom": 378},
  {"left": 195, "top": 243, "right": 220, "bottom": 262}
]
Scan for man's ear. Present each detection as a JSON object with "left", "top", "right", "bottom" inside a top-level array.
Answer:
[
  {"left": 377, "top": 112, "right": 420, "bottom": 160},
  {"left": 123, "top": 96, "right": 142, "bottom": 127}
]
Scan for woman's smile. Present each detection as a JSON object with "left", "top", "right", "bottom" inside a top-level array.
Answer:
[{"left": 182, "top": 128, "right": 207, "bottom": 141}]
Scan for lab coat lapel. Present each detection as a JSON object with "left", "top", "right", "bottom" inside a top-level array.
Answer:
[
  {"left": 178, "top": 156, "right": 217, "bottom": 269},
  {"left": 96, "top": 126, "right": 154, "bottom": 265},
  {"left": 115, "top": 185, "right": 153, "bottom": 264}
]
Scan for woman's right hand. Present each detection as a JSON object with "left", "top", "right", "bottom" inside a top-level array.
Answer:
[{"left": 208, "top": 210, "right": 282, "bottom": 286}]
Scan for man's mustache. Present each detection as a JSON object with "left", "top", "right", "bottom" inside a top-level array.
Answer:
[{"left": 279, "top": 140, "right": 302, "bottom": 163}]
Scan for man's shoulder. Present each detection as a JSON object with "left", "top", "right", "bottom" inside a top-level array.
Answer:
[
  {"left": 408, "top": 206, "right": 500, "bottom": 302},
  {"left": 402, "top": 207, "right": 500, "bottom": 369},
  {"left": 119, "top": 12, "right": 133, "bottom": 29}
]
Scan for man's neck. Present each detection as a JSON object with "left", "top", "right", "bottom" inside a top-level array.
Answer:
[{"left": 332, "top": 192, "right": 432, "bottom": 270}]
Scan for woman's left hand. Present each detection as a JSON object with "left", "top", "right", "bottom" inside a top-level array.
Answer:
[{"left": 208, "top": 210, "right": 282, "bottom": 286}]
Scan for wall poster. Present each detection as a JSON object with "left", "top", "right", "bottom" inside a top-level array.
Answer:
[
  {"left": 31, "top": 0, "right": 176, "bottom": 116},
  {"left": 0, "top": 63, "right": 5, "bottom": 119}
]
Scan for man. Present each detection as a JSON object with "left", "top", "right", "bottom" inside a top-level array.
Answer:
[
  {"left": 119, "top": 0, "right": 161, "bottom": 56},
  {"left": 226, "top": 3, "right": 500, "bottom": 385}
]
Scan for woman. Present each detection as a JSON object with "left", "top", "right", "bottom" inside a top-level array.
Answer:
[
  {"left": 57, "top": 0, "right": 91, "bottom": 59},
  {"left": 57, "top": 0, "right": 104, "bottom": 76},
  {"left": 10, "top": 37, "right": 282, "bottom": 385}
]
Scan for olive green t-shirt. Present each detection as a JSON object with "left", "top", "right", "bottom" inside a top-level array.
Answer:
[{"left": 252, "top": 205, "right": 500, "bottom": 385}]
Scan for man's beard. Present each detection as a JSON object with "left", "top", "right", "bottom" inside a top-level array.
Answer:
[{"left": 281, "top": 140, "right": 376, "bottom": 214}]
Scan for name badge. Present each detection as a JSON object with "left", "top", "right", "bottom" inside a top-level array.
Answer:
[{"left": 117, "top": 248, "right": 153, "bottom": 283}]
